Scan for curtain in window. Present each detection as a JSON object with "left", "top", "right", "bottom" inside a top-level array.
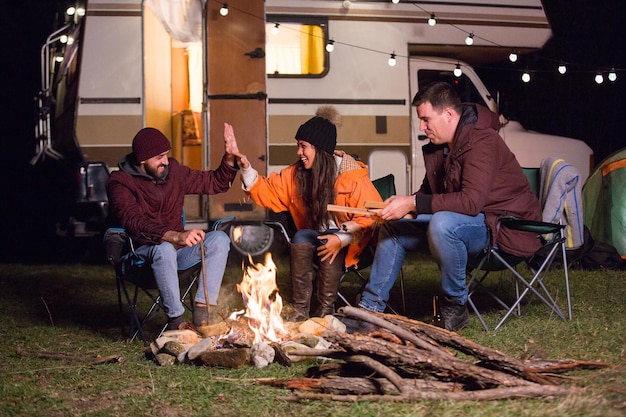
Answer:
[
  {"left": 300, "top": 25, "right": 324, "bottom": 75},
  {"left": 145, "top": 0, "right": 202, "bottom": 43}
]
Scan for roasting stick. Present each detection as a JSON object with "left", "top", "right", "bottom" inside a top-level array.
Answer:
[
  {"left": 326, "top": 204, "right": 378, "bottom": 215},
  {"left": 327, "top": 201, "right": 413, "bottom": 218},
  {"left": 200, "top": 241, "right": 210, "bottom": 320}
]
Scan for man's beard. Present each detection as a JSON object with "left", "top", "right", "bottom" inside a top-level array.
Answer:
[{"left": 146, "top": 163, "right": 167, "bottom": 179}]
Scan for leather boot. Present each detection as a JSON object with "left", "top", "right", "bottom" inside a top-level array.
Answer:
[
  {"left": 289, "top": 242, "right": 314, "bottom": 321},
  {"left": 313, "top": 250, "right": 346, "bottom": 317}
]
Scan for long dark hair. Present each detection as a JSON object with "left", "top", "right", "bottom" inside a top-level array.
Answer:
[{"left": 295, "top": 150, "right": 337, "bottom": 231}]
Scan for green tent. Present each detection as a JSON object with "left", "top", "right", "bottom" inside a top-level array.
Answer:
[{"left": 582, "top": 148, "right": 626, "bottom": 258}]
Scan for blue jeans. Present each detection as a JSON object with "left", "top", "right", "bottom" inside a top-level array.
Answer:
[
  {"left": 129, "top": 231, "right": 231, "bottom": 318},
  {"left": 358, "top": 211, "right": 490, "bottom": 312},
  {"left": 292, "top": 228, "right": 339, "bottom": 261}
]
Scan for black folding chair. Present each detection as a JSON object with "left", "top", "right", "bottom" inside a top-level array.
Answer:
[
  {"left": 104, "top": 216, "right": 235, "bottom": 344},
  {"left": 466, "top": 216, "right": 572, "bottom": 331}
]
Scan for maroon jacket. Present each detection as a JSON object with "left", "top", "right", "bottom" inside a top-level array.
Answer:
[
  {"left": 106, "top": 154, "right": 238, "bottom": 247},
  {"left": 414, "top": 104, "right": 542, "bottom": 257}
]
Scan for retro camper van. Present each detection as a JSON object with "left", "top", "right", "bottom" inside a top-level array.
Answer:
[{"left": 38, "top": 0, "right": 593, "bottom": 252}]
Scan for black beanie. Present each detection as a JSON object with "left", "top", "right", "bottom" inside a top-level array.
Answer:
[
  {"left": 295, "top": 116, "right": 337, "bottom": 155},
  {"left": 132, "top": 127, "right": 172, "bottom": 162}
]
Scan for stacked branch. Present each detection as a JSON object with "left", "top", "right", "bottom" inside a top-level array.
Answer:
[{"left": 268, "top": 306, "right": 610, "bottom": 402}]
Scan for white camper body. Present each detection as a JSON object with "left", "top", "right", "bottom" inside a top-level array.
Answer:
[
  {"left": 264, "top": 0, "right": 592, "bottom": 190},
  {"left": 48, "top": 0, "right": 593, "bottom": 245}
]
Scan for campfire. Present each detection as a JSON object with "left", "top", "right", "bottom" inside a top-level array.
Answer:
[
  {"left": 230, "top": 253, "right": 288, "bottom": 344},
  {"left": 148, "top": 252, "right": 611, "bottom": 402}
]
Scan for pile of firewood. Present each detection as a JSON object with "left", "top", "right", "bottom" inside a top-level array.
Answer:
[{"left": 263, "top": 306, "right": 610, "bottom": 402}]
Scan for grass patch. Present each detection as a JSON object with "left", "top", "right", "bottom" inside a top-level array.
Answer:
[{"left": 1, "top": 252, "right": 625, "bottom": 416}]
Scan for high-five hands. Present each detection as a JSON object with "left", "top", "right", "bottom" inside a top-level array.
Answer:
[{"left": 224, "top": 122, "right": 250, "bottom": 169}]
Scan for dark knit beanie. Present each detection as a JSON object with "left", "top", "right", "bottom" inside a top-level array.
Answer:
[
  {"left": 295, "top": 116, "right": 337, "bottom": 155},
  {"left": 132, "top": 127, "right": 171, "bottom": 162}
]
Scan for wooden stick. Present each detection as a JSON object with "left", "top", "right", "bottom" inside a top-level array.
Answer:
[
  {"left": 327, "top": 204, "right": 377, "bottom": 215},
  {"left": 278, "top": 384, "right": 578, "bottom": 402},
  {"left": 364, "top": 200, "right": 387, "bottom": 209},
  {"left": 328, "top": 203, "right": 413, "bottom": 219},
  {"left": 200, "top": 241, "right": 210, "bottom": 319}
]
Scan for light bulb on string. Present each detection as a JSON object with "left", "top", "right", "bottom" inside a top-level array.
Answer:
[
  {"left": 465, "top": 33, "right": 474, "bottom": 46},
  {"left": 453, "top": 63, "right": 462, "bottom": 77},
  {"left": 388, "top": 52, "right": 397, "bottom": 67},
  {"left": 595, "top": 73, "right": 604, "bottom": 84},
  {"left": 326, "top": 39, "right": 335, "bottom": 53},
  {"left": 392, "top": 0, "right": 400, "bottom": 4},
  {"left": 521, "top": 71, "right": 531, "bottom": 83},
  {"left": 558, "top": 64, "right": 567, "bottom": 75},
  {"left": 271, "top": 23, "right": 280, "bottom": 35},
  {"left": 66, "top": 6, "right": 75, "bottom": 16},
  {"left": 428, "top": 14, "right": 437, "bottom": 26},
  {"left": 608, "top": 69, "right": 617, "bottom": 82},
  {"left": 60, "top": 34, "right": 68, "bottom": 44},
  {"left": 508, "top": 50, "right": 518, "bottom": 63},
  {"left": 220, "top": 4, "right": 229, "bottom": 16}
]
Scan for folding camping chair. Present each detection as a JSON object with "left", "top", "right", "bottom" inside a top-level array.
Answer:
[
  {"left": 104, "top": 215, "right": 235, "bottom": 344},
  {"left": 466, "top": 168, "right": 573, "bottom": 331}
]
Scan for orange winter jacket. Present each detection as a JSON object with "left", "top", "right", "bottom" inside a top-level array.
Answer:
[{"left": 246, "top": 152, "right": 382, "bottom": 267}]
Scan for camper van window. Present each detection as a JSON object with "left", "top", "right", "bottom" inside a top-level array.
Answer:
[
  {"left": 266, "top": 16, "right": 329, "bottom": 78},
  {"left": 418, "top": 69, "right": 487, "bottom": 108}
]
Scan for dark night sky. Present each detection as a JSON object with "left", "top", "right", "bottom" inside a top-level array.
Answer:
[{"left": 1, "top": 0, "right": 625, "bottom": 263}]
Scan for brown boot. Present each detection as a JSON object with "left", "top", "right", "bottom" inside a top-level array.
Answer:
[
  {"left": 313, "top": 250, "right": 346, "bottom": 317},
  {"left": 289, "top": 242, "right": 314, "bottom": 321}
]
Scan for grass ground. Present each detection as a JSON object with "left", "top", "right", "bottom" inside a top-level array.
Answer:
[{"left": 1, "top": 248, "right": 625, "bottom": 416}]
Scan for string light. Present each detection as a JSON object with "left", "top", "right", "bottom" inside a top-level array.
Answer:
[
  {"left": 392, "top": 0, "right": 400, "bottom": 4},
  {"left": 608, "top": 69, "right": 617, "bottom": 82},
  {"left": 453, "top": 63, "right": 462, "bottom": 77},
  {"left": 271, "top": 23, "right": 280, "bottom": 35},
  {"left": 219, "top": 3, "right": 229, "bottom": 16},
  {"left": 326, "top": 39, "right": 335, "bottom": 52},
  {"left": 595, "top": 73, "right": 604, "bottom": 84},
  {"left": 66, "top": 6, "right": 75, "bottom": 16},
  {"left": 255, "top": 5, "right": 624, "bottom": 84}
]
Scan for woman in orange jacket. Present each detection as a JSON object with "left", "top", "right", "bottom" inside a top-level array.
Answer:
[{"left": 227, "top": 106, "right": 382, "bottom": 321}]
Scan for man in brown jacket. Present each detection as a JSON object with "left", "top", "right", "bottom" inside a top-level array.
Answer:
[
  {"left": 106, "top": 127, "right": 247, "bottom": 330},
  {"left": 358, "top": 82, "right": 542, "bottom": 331}
]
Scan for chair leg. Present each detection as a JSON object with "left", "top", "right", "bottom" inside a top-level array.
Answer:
[
  {"left": 492, "top": 248, "right": 566, "bottom": 330},
  {"left": 337, "top": 271, "right": 353, "bottom": 307},
  {"left": 117, "top": 276, "right": 149, "bottom": 345},
  {"left": 467, "top": 268, "right": 492, "bottom": 331},
  {"left": 562, "top": 243, "right": 572, "bottom": 320},
  {"left": 398, "top": 268, "right": 406, "bottom": 316}
]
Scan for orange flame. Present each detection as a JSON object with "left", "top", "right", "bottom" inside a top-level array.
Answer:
[{"left": 236, "top": 253, "right": 287, "bottom": 344}]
